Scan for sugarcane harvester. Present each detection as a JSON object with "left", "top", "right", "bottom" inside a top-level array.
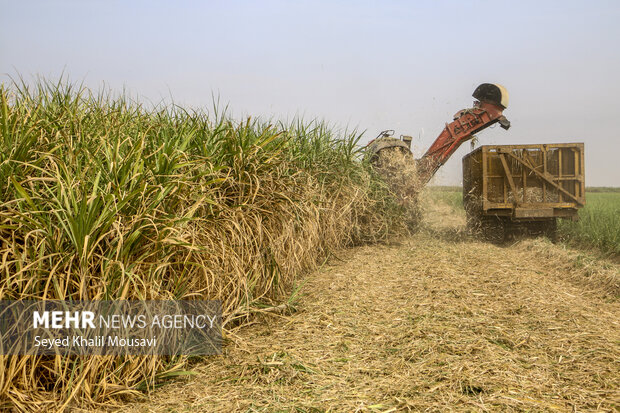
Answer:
[{"left": 366, "top": 83, "right": 511, "bottom": 185}]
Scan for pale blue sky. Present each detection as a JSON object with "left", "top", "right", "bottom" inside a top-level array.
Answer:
[{"left": 1, "top": 0, "right": 619, "bottom": 185}]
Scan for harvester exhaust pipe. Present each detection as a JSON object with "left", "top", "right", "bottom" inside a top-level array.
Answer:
[{"left": 401, "top": 135, "right": 412, "bottom": 150}]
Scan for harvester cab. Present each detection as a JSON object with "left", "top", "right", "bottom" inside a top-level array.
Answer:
[{"left": 367, "top": 83, "right": 510, "bottom": 186}]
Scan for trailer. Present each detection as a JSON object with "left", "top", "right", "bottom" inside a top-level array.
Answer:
[{"left": 462, "top": 143, "right": 585, "bottom": 242}]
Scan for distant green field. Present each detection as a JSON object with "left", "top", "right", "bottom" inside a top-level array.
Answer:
[
  {"left": 586, "top": 187, "right": 620, "bottom": 193},
  {"left": 559, "top": 192, "right": 620, "bottom": 256},
  {"left": 425, "top": 186, "right": 463, "bottom": 211},
  {"left": 426, "top": 186, "right": 620, "bottom": 257}
]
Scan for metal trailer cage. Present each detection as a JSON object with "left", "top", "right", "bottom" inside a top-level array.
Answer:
[{"left": 462, "top": 143, "right": 585, "bottom": 241}]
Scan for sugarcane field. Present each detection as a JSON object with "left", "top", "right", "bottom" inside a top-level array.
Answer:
[{"left": 0, "top": 2, "right": 618, "bottom": 412}]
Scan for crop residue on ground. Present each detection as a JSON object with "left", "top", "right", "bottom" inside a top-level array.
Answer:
[{"left": 118, "top": 198, "right": 620, "bottom": 412}]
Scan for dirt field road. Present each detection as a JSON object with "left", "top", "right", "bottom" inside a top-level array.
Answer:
[{"left": 123, "top": 207, "right": 619, "bottom": 412}]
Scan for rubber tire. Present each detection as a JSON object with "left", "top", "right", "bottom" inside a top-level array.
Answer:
[
  {"left": 504, "top": 218, "right": 558, "bottom": 243},
  {"left": 543, "top": 218, "right": 558, "bottom": 243},
  {"left": 480, "top": 216, "right": 505, "bottom": 244}
]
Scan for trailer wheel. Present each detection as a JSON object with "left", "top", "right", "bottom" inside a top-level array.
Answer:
[
  {"left": 542, "top": 218, "right": 558, "bottom": 243},
  {"left": 504, "top": 218, "right": 558, "bottom": 243},
  {"left": 480, "top": 216, "right": 505, "bottom": 244},
  {"left": 467, "top": 212, "right": 505, "bottom": 244}
]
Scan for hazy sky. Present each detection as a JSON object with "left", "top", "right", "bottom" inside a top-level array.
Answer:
[{"left": 2, "top": 0, "right": 619, "bottom": 185}]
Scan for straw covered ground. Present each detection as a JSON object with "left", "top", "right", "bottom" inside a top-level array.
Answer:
[{"left": 116, "top": 202, "right": 620, "bottom": 412}]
